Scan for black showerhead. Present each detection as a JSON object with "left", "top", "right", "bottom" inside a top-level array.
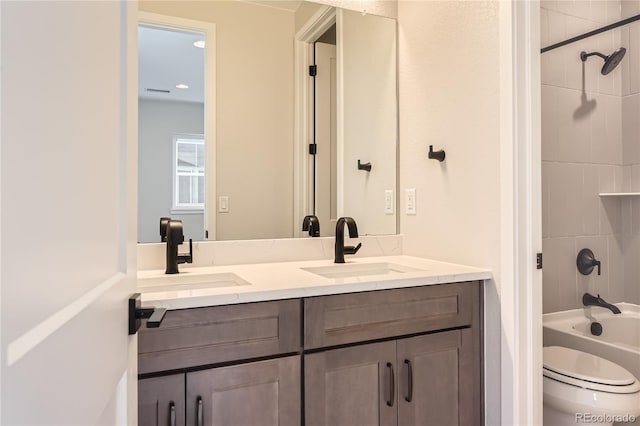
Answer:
[{"left": 580, "top": 47, "right": 626, "bottom": 75}]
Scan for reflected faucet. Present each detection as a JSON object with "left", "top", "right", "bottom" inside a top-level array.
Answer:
[
  {"left": 302, "top": 215, "right": 320, "bottom": 237},
  {"left": 165, "top": 219, "right": 193, "bottom": 274},
  {"left": 334, "top": 217, "right": 362, "bottom": 263},
  {"left": 583, "top": 293, "right": 621, "bottom": 314}
]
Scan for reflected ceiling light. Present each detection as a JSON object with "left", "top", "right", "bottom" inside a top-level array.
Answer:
[
  {"left": 176, "top": 84, "right": 189, "bottom": 89},
  {"left": 193, "top": 40, "right": 205, "bottom": 48}
]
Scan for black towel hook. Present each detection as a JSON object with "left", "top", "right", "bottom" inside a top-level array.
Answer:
[
  {"left": 428, "top": 145, "right": 446, "bottom": 162},
  {"left": 358, "top": 160, "right": 372, "bottom": 172}
]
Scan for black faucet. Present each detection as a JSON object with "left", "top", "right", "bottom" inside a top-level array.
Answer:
[
  {"left": 165, "top": 219, "right": 193, "bottom": 274},
  {"left": 335, "top": 217, "right": 362, "bottom": 263},
  {"left": 159, "top": 217, "right": 171, "bottom": 242},
  {"left": 583, "top": 293, "right": 621, "bottom": 314},
  {"left": 577, "top": 248, "right": 601, "bottom": 276},
  {"left": 302, "top": 215, "right": 321, "bottom": 237}
]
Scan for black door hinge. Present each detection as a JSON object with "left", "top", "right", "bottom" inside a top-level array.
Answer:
[
  {"left": 205, "top": 230, "right": 209, "bottom": 239},
  {"left": 309, "top": 144, "right": 317, "bottom": 155},
  {"left": 536, "top": 253, "right": 543, "bottom": 270},
  {"left": 309, "top": 65, "right": 317, "bottom": 77}
]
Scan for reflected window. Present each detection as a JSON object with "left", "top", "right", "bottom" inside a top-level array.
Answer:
[{"left": 173, "top": 135, "right": 205, "bottom": 210}]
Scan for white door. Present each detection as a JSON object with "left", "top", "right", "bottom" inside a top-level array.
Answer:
[
  {"left": 1, "top": 1, "right": 138, "bottom": 424},
  {"left": 314, "top": 42, "right": 337, "bottom": 237}
]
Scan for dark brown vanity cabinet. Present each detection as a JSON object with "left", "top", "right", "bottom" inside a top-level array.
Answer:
[
  {"left": 304, "top": 282, "right": 482, "bottom": 426},
  {"left": 138, "top": 299, "right": 301, "bottom": 426},
  {"left": 138, "top": 282, "right": 482, "bottom": 426},
  {"left": 139, "top": 374, "right": 185, "bottom": 426},
  {"left": 186, "top": 356, "right": 300, "bottom": 426},
  {"left": 305, "top": 329, "right": 480, "bottom": 426}
]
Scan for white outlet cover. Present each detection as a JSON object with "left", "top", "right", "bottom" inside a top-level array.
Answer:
[
  {"left": 385, "top": 190, "right": 394, "bottom": 214},
  {"left": 405, "top": 188, "right": 416, "bottom": 215}
]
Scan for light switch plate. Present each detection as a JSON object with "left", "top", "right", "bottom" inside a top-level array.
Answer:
[
  {"left": 405, "top": 189, "right": 416, "bottom": 215},
  {"left": 218, "top": 196, "right": 229, "bottom": 213},
  {"left": 384, "top": 190, "right": 394, "bottom": 214}
]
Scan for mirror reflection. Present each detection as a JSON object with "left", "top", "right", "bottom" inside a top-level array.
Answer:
[{"left": 137, "top": 1, "right": 397, "bottom": 243}]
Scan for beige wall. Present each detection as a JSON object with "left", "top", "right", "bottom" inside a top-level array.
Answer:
[
  {"left": 139, "top": 1, "right": 294, "bottom": 240},
  {"left": 397, "top": 1, "right": 501, "bottom": 423},
  {"left": 398, "top": 1, "right": 501, "bottom": 272},
  {"left": 540, "top": 0, "right": 640, "bottom": 312}
]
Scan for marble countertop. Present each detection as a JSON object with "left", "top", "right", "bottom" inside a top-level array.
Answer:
[{"left": 138, "top": 255, "right": 493, "bottom": 310}]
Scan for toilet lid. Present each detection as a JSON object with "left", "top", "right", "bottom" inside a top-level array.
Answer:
[{"left": 543, "top": 346, "right": 637, "bottom": 386}]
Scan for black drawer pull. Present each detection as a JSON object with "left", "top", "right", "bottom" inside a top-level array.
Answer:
[
  {"left": 169, "top": 401, "right": 175, "bottom": 426},
  {"left": 197, "top": 396, "right": 203, "bottom": 426},
  {"left": 404, "top": 359, "right": 413, "bottom": 402},
  {"left": 386, "top": 362, "right": 395, "bottom": 407}
]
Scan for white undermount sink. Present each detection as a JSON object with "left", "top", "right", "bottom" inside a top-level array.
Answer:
[
  {"left": 302, "top": 262, "right": 422, "bottom": 279},
  {"left": 137, "top": 272, "right": 251, "bottom": 292}
]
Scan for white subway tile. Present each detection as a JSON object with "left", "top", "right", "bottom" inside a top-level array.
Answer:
[
  {"left": 621, "top": 27, "right": 630, "bottom": 96},
  {"left": 608, "top": 234, "right": 625, "bottom": 302},
  {"left": 591, "top": 0, "right": 609, "bottom": 23},
  {"left": 606, "top": 0, "right": 622, "bottom": 23},
  {"left": 573, "top": 0, "right": 593, "bottom": 20},
  {"left": 543, "top": 237, "right": 578, "bottom": 312},
  {"left": 607, "top": 0, "right": 621, "bottom": 24},
  {"left": 542, "top": 0, "right": 560, "bottom": 13},
  {"left": 548, "top": 163, "right": 584, "bottom": 237},
  {"left": 632, "top": 164, "right": 640, "bottom": 190},
  {"left": 583, "top": 164, "right": 600, "bottom": 235},
  {"left": 623, "top": 165, "right": 633, "bottom": 192},
  {"left": 542, "top": 85, "right": 560, "bottom": 162},
  {"left": 548, "top": 10, "right": 567, "bottom": 47},
  {"left": 614, "top": 164, "right": 624, "bottom": 192},
  {"left": 623, "top": 233, "right": 640, "bottom": 303},
  {"left": 622, "top": 95, "right": 640, "bottom": 164},
  {"left": 598, "top": 164, "right": 616, "bottom": 192},
  {"left": 629, "top": 24, "right": 640, "bottom": 94},
  {"left": 543, "top": 162, "right": 552, "bottom": 238},
  {"left": 557, "top": 0, "right": 576, "bottom": 18},
  {"left": 600, "top": 195, "right": 621, "bottom": 234},
  {"left": 632, "top": 197, "right": 640, "bottom": 234},
  {"left": 621, "top": 0, "right": 640, "bottom": 19},
  {"left": 541, "top": 8, "right": 551, "bottom": 48}
]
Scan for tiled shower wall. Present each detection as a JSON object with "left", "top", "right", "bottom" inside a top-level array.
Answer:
[
  {"left": 621, "top": 1, "right": 640, "bottom": 305},
  {"left": 542, "top": 0, "right": 640, "bottom": 313}
]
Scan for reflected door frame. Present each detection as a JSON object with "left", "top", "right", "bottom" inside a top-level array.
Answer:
[
  {"left": 293, "top": 6, "right": 336, "bottom": 238},
  {"left": 138, "top": 11, "right": 217, "bottom": 240}
]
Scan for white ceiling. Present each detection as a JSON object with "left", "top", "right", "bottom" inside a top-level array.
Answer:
[{"left": 138, "top": 25, "right": 205, "bottom": 103}]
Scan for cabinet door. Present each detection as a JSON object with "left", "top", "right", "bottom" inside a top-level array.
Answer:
[
  {"left": 139, "top": 374, "right": 186, "bottom": 426},
  {"left": 397, "top": 329, "right": 481, "bottom": 426},
  {"left": 305, "top": 341, "right": 397, "bottom": 426},
  {"left": 186, "top": 356, "right": 300, "bottom": 426}
]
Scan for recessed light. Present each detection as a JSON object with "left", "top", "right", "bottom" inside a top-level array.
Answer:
[
  {"left": 176, "top": 84, "right": 189, "bottom": 89},
  {"left": 193, "top": 40, "right": 205, "bottom": 49}
]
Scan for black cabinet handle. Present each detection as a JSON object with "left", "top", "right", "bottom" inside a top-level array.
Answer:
[
  {"left": 197, "top": 396, "right": 203, "bottom": 426},
  {"left": 386, "top": 362, "right": 395, "bottom": 407},
  {"left": 169, "top": 401, "right": 175, "bottom": 426},
  {"left": 403, "top": 359, "right": 413, "bottom": 402}
]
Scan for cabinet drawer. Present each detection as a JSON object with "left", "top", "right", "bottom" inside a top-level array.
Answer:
[
  {"left": 139, "top": 299, "right": 300, "bottom": 374},
  {"left": 304, "top": 282, "right": 477, "bottom": 349}
]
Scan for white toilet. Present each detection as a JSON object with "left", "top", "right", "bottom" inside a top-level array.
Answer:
[{"left": 543, "top": 346, "right": 640, "bottom": 426}]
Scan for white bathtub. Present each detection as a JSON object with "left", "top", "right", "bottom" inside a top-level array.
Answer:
[{"left": 543, "top": 303, "right": 640, "bottom": 380}]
